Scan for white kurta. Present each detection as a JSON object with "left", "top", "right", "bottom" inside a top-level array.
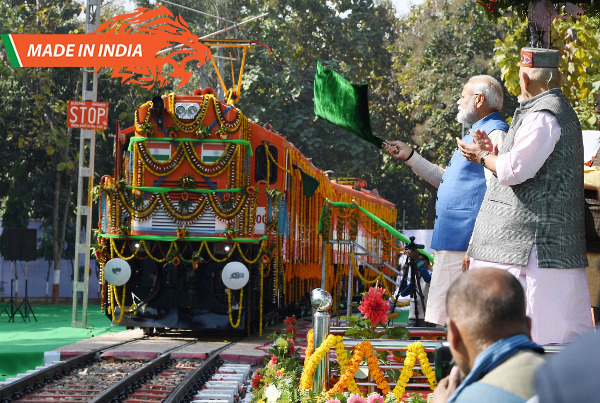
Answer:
[{"left": 471, "top": 111, "right": 593, "bottom": 344}]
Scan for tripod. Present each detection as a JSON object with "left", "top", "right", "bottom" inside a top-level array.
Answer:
[
  {"left": 0, "top": 261, "right": 24, "bottom": 321},
  {"left": 407, "top": 258, "right": 427, "bottom": 326},
  {"left": 15, "top": 261, "right": 36, "bottom": 322},
  {"left": 389, "top": 253, "right": 427, "bottom": 326}
]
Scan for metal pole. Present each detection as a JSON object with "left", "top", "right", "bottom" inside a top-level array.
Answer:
[
  {"left": 320, "top": 239, "right": 327, "bottom": 290},
  {"left": 346, "top": 244, "right": 354, "bottom": 317},
  {"left": 311, "top": 288, "right": 332, "bottom": 394},
  {"left": 72, "top": 0, "right": 101, "bottom": 328}
]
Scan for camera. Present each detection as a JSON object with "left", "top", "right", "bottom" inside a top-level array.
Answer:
[
  {"left": 406, "top": 236, "right": 424, "bottom": 251},
  {"left": 435, "top": 343, "right": 455, "bottom": 381}
]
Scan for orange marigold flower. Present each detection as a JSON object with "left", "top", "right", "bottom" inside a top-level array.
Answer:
[{"left": 172, "top": 256, "right": 180, "bottom": 266}]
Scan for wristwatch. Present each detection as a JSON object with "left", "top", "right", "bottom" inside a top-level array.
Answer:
[{"left": 480, "top": 152, "right": 491, "bottom": 167}]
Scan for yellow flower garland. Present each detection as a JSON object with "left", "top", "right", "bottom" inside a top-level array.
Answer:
[
  {"left": 392, "top": 341, "right": 437, "bottom": 400},
  {"left": 299, "top": 334, "right": 340, "bottom": 390},
  {"left": 299, "top": 336, "right": 437, "bottom": 400},
  {"left": 227, "top": 287, "right": 244, "bottom": 328},
  {"left": 305, "top": 329, "right": 314, "bottom": 363},
  {"left": 331, "top": 339, "right": 361, "bottom": 394},
  {"left": 411, "top": 341, "right": 437, "bottom": 390}
]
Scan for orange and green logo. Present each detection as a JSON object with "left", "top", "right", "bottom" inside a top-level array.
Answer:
[{"left": 1, "top": 6, "right": 211, "bottom": 90}]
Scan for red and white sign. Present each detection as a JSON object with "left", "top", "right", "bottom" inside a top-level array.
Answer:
[{"left": 67, "top": 100, "right": 109, "bottom": 130}]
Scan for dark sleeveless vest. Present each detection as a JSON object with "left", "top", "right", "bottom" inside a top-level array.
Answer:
[
  {"left": 431, "top": 111, "right": 508, "bottom": 251},
  {"left": 469, "top": 89, "right": 587, "bottom": 268}
]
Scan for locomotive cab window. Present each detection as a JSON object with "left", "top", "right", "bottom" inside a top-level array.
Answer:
[{"left": 255, "top": 144, "right": 278, "bottom": 184}]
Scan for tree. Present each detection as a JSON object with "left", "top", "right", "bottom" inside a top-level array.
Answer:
[
  {"left": 380, "top": 0, "right": 517, "bottom": 227},
  {"left": 0, "top": 1, "right": 83, "bottom": 302},
  {"left": 493, "top": 14, "right": 600, "bottom": 129},
  {"left": 0, "top": 0, "right": 153, "bottom": 303}
]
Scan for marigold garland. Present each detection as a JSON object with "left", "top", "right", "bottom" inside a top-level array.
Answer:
[
  {"left": 298, "top": 336, "right": 437, "bottom": 400},
  {"left": 392, "top": 341, "right": 437, "bottom": 400},
  {"left": 305, "top": 329, "right": 314, "bottom": 363},
  {"left": 331, "top": 339, "right": 361, "bottom": 395},
  {"left": 227, "top": 287, "right": 244, "bottom": 328},
  {"left": 299, "top": 334, "right": 340, "bottom": 390}
]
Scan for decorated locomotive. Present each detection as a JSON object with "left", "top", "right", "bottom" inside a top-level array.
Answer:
[{"left": 94, "top": 87, "right": 403, "bottom": 335}]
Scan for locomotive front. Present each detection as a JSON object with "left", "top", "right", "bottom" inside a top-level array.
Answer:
[{"left": 96, "top": 88, "right": 281, "bottom": 334}]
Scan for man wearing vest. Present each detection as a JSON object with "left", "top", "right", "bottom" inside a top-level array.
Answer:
[
  {"left": 457, "top": 48, "right": 593, "bottom": 345},
  {"left": 384, "top": 75, "right": 509, "bottom": 326}
]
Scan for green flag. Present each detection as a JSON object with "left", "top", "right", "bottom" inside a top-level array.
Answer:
[
  {"left": 314, "top": 61, "right": 384, "bottom": 149},
  {"left": 293, "top": 165, "right": 320, "bottom": 197}
]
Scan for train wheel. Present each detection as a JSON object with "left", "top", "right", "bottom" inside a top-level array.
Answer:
[{"left": 143, "top": 327, "right": 155, "bottom": 336}]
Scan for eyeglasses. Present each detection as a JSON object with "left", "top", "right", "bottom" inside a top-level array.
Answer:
[{"left": 459, "top": 92, "right": 481, "bottom": 100}]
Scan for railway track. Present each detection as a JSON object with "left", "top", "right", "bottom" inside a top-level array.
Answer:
[{"left": 0, "top": 338, "right": 252, "bottom": 403}]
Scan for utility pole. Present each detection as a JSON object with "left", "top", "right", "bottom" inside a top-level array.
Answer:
[{"left": 72, "top": 0, "right": 101, "bottom": 328}]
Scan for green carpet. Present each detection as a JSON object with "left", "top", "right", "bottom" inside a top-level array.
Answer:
[{"left": 0, "top": 304, "right": 125, "bottom": 381}]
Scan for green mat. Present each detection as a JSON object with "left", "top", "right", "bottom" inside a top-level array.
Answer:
[{"left": 0, "top": 304, "right": 125, "bottom": 381}]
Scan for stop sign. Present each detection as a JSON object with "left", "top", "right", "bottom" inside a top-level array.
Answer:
[{"left": 67, "top": 100, "right": 109, "bottom": 130}]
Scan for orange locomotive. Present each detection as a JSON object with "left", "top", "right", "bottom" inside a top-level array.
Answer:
[{"left": 95, "top": 88, "right": 398, "bottom": 334}]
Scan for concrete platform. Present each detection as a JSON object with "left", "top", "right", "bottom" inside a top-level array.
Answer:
[{"left": 50, "top": 319, "right": 295, "bottom": 365}]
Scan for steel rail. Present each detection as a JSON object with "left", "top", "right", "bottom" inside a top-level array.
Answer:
[{"left": 0, "top": 335, "right": 148, "bottom": 401}]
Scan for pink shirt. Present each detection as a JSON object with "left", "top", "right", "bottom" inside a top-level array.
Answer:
[{"left": 496, "top": 111, "right": 562, "bottom": 185}]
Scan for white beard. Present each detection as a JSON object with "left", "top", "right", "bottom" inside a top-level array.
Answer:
[{"left": 456, "top": 97, "right": 479, "bottom": 126}]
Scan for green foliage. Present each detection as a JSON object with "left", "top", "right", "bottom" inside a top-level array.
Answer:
[
  {"left": 475, "top": 1, "right": 600, "bottom": 20},
  {"left": 342, "top": 314, "right": 409, "bottom": 340},
  {"left": 493, "top": 14, "right": 600, "bottom": 129}
]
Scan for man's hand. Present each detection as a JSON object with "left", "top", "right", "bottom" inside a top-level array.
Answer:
[
  {"left": 471, "top": 129, "right": 494, "bottom": 152},
  {"left": 456, "top": 128, "right": 497, "bottom": 163},
  {"left": 407, "top": 249, "right": 421, "bottom": 261},
  {"left": 431, "top": 366, "right": 462, "bottom": 403},
  {"left": 383, "top": 140, "right": 413, "bottom": 160}
]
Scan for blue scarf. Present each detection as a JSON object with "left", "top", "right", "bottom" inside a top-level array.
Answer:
[{"left": 447, "top": 334, "right": 544, "bottom": 403}]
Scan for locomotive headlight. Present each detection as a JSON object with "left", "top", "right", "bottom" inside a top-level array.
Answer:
[
  {"left": 104, "top": 258, "right": 132, "bottom": 286},
  {"left": 174, "top": 102, "right": 201, "bottom": 120},
  {"left": 175, "top": 105, "right": 186, "bottom": 117},
  {"left": 221, "top": 261, "right": 249, "bottom": 290},
  {"left": 187, "top": 105, "right": 199, "bottom": 117}
]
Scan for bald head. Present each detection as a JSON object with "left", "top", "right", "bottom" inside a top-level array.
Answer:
[{"left": 447, "top": 268, "right": 528, "bottom": 347}]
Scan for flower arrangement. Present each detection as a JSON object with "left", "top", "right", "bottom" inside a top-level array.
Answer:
[
  {"left": 344, "top": 286, "right": 408, "bottom": 340},
  {"left": 249, "top": 289, "right": 435, "bottom": 403},
  {"left": 250, "top": 317, "right": 304, "bottom": 403}
]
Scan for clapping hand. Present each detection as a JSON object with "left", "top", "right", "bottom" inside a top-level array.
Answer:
[{"left": 456, "top": 129, "right": 496, "bottom": 163}]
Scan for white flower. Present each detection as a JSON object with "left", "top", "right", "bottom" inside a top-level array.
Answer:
[{"left": 265, "top": 384, "right": 281, "bottom": 403}]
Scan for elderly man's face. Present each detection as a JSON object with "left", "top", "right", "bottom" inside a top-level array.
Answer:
[{"left": 456, "top": 83, "right": 480, "bottom": 125}]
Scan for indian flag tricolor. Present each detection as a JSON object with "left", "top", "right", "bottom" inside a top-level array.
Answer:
[
  {"left": 201, "top": 142, "right": 226, "bottom": 163},
  {"left": 1, "top": 35, "right": 22, "bottom": 67},
  {"left": 146, "top": 141, "right": 172, "bottom": 161}
]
